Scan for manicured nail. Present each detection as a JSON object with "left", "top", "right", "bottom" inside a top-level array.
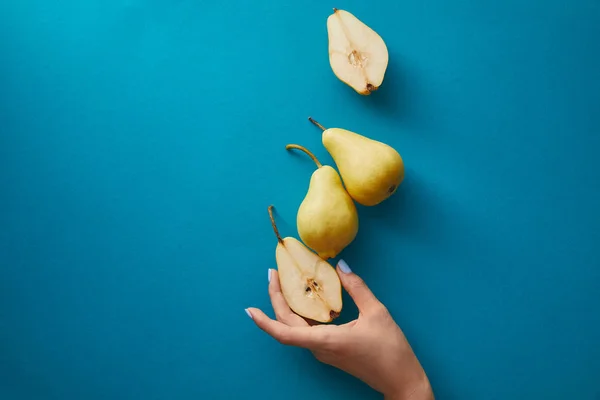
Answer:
[
  {"left": 268, "top": 269, "right": 272, "bottom": 282},
  {"left": 338, "top": 259, "right": 352, "bottom": 274},
  {"left": 245, "top": 308, "right": 253, "bottom": 319}
]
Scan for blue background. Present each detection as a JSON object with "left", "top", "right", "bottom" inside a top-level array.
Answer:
[{"left": 1, "top": 0, "right": 599, "bottom": 399}]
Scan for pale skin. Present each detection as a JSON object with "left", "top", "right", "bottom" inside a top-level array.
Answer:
[{"left": 246, "top": 260, "right": 434, "bottom": 400}]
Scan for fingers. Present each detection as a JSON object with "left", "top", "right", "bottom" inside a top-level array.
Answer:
[
  {"left": 338, "top": 319, "right": 358, "bottom": 329},
  {"left": 246, "top": 307, "right": 320, "bottom": 348},
  {"left": 336, "top": 259, "right": 383, "bottom": 315},
  {"left": 268, "top": 269, "right": 308, "bottom": 327}
]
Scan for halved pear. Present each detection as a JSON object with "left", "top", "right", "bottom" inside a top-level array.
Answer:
[
  {"left": 327, "top": 8, "right": 389, "bottom": 95},
  {"left": 267, "top": 205, "right": 342, "bottom": 323}
]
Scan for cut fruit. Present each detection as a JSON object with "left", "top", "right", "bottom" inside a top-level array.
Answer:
[
  {"left": 267, "top": 205, "right": 342, "bottom": 323},
  {"left": 327, "top": 8, "right": 389, "bottom": 95}
]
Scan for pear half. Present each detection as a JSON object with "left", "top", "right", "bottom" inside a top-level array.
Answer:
[
  {"left": 309, "top": 118, "right": 404, "bottom": 206},
  {"left": 268, "top": 205, "right": 342, "bottom": 323},
  {"left": 327, "top": 8, "right": 389, "bottom": 95}
]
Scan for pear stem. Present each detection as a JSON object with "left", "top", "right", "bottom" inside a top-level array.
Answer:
[
  {"left": 308, "top": 117, "right": 326, "bottom": 131},
  {"left": 267, "top": 205, "right": 283, "bottom": 244},
  {"left": 285, "top": 144, "right": 322, "bottom": 168}
]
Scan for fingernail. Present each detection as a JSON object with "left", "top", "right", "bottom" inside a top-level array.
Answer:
[
  {"left": 338, "top": 259, "right": 352, "bottom": 274},
  {"left": 268, "top": 269, "right": 272, "bottom": 282},
  {"left": 245, "top": 308, "right": 253, "bottom": 319}
]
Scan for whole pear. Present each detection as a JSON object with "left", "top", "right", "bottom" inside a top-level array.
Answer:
[
  {"left": 286, "top": 144, "right": 358, "bottom": 259},
  {"left": 309, "top": 118, "right": 404, "bottom": 206}
]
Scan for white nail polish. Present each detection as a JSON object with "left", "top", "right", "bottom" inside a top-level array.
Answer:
[
  {"left": 268, "top": 269, "right": 272, "bottom": 282},
  {"left": 245, "top": 309, "right": 253, "bottom": 319}
]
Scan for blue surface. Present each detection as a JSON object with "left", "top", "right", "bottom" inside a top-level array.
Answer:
[{"left": 1, "top": 1, "right": 599, "bottom": 399}]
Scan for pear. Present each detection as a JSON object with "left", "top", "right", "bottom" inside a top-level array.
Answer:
[
  {"left": 286, "top": 144, "right": 359, "bottom": 259},
  {"left": 267, "top": 205, "right": 342, "bottom": 323},
  {"left": 327, "top": 8, "right": 389, "bottom": 95},
  {"left": 309, "top": 118, "right": 404, "bottom": 206}
]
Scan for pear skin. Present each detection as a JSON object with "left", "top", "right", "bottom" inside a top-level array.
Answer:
[
  {"left": 309, "top": 118, "right": 404, "bottom": 206},
  {"left": 286, "top": 144, "right": 358, "bottom": 259},
  {"left": 267, "top": 206, "right": 342, "bottom": 323}
]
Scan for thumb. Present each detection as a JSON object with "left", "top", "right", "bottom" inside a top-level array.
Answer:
[{"left": 336, "top": 259, "right": 382, "bottom": 315}]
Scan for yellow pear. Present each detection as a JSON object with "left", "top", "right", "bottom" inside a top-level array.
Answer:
[
  {"left": 267, "top": 205, "right": 342, "bottom": 323},
  {"left": 327, "top": 8, "right": 389, "bottom": 95},
  {"left": 309, "top": 118, "right": 404, "bottom": 206},
  {"left": 286, "top": 144, "right": 358, "bottom": 259}
]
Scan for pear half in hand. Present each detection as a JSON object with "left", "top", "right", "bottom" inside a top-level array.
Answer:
[
  {"left": 327, "top": 8, "right": 389, "bottom": 95},
  {"left": 267, "top": 206, "right": 342, "bottom": 323},
  {"left": 286, "top": 144, "right": 358, "bottom": 259},
  {"left": 309, "top": 118, "right": 404, "bottom": 206}
]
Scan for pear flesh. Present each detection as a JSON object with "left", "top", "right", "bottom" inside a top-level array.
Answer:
[
  {"left": 327, "top": 8, "right": 389, "bottom": 95},
  {"left": 287, "top": 144, "right": 358, "bottom": 259},
  {"left": 310, "top": 118, "right": 404, "bottom": 206},
  {"left": 268, "top": 206, "right": 342, "bottom": 323}
]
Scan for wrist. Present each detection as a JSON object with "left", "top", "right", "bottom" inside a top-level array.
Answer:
[{"left": 384, "top": 379, "right": 433, "bottom": 400}]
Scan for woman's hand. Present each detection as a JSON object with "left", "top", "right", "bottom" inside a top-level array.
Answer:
[{"left": 246, "top": 260, "right": 434, "bottom": 400}]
